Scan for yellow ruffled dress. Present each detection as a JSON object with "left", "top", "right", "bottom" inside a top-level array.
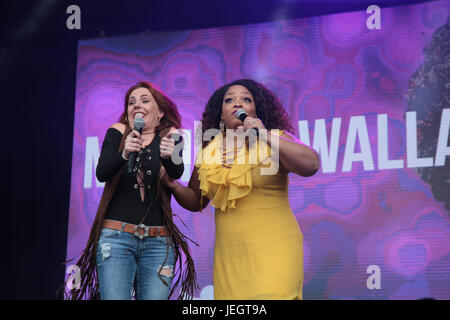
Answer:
[{"left": 196, "top": 131, "right": 303, "bottom": 300}]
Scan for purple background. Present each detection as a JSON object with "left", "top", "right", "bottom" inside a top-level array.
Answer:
[{"left": 67, "top": 1, "right": 450, "bottom": 299}]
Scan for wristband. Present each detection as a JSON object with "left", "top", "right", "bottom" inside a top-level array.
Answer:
[{"left": 122, "top": 150, "right": 129, "bottom": 160}]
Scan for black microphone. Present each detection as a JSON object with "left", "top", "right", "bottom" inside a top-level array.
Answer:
[
  {"left": 128, "top": 116, "right": 146, "bottom": 173},
  {"left": 235, "top": 109, "right": 258, "bottom": 136}
]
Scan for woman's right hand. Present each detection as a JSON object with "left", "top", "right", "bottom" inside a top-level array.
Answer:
[
  {"left": 123, "top": 130, "right": 143, "bottom": 159},
  {"left": 159, "top": 166, "right": 178, "bottom": 190}
]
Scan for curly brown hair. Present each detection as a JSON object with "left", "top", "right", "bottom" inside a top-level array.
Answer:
[{"left": 197, "top": 79, "right": 293, "bottom": 147}]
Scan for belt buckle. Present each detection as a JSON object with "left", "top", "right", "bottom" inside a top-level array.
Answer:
[{"left": 134, "top": 224, "right": 150, "bottom": 239}]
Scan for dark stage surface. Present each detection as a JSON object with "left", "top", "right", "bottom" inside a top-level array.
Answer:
[{"left": 0, "top": 0, "right": 440, "bottom": 299}]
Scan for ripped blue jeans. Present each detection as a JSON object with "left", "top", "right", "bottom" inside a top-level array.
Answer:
[{"left": 96, "top": 226, "right": 175, "bottom": 300}]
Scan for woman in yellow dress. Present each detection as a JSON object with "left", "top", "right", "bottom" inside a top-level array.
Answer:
[{"left": 160, "top": 79, "right": 320, "bottom": 299}]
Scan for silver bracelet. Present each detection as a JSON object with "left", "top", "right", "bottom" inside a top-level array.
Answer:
[{"left": 121, "top": 150, "right": 129, "bottom": 160}]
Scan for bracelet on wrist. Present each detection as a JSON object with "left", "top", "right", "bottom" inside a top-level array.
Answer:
[{"left": 121, "top": 150, "right": 129, "bottom": 160}]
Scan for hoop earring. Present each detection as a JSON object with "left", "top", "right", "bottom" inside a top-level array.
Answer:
[{"left": 219, "top": 119, "right": 225, "bottom": 133}]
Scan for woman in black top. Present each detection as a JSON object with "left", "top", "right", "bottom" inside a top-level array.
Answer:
[{"left": 65, "top": 81, "right": 198, "bottom": 300}]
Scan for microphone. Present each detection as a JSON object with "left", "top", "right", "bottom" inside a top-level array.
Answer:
[
  {"left": 235, "top": 109, "right": 258, "bottom": 136},
  {"left": 235, "top": 109, "right": 248, "bottom": 123},
  {"left": 128, "top": 116, "right": 146, "bottom": 173}
]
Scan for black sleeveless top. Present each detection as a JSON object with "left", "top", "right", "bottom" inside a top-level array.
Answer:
[{"left": 96, "top": 128, "right": 184, "bottom": 226}]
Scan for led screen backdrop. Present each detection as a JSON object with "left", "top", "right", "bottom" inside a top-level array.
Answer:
[{"left": 67, "top": 0, "right": 450, "bottom": 299}]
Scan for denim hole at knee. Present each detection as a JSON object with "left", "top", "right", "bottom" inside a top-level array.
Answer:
[{"left": 157, "top": 236, "right": 175, "bottom": 283}]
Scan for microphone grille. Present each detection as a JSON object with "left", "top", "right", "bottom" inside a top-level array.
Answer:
[
  {"left": 235, "top": 109, "right": 247, "bottom": 121},
  {"left": 134, "top": 116, "right": 145, "bottom": 129}
]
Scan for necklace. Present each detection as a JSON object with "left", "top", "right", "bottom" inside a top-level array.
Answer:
[{"left": 221, "top": 143, "right": 243, "bottom": 169}]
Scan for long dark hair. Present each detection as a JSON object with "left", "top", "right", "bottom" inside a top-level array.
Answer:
[
  {"left": 197, "top": 79, "right": 293, "bottom": 147},
  {"left": 61, "top": 81, "right": 198, "bottom": 299}
]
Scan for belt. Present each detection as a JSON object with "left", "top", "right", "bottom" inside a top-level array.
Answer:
[{"left": 103, "top": 219, "right": 169, "bottom": 239}]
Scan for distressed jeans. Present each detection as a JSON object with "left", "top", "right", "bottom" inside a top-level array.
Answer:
[{"left": 96, "top": 226, "right": 175, "bottom": 300}]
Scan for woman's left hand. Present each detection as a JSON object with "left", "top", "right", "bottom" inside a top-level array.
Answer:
[{"left": 160, "top": 128, "right": 177, "bottom": 159}]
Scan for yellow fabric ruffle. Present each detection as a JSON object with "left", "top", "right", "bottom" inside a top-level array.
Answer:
[{"left": 196, "top": 130, "right": 282, "bottom": 212}]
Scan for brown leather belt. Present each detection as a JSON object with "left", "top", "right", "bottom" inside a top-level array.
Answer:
[{"left": 103, "top": 219, "right": 169, "bottom": 239}]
